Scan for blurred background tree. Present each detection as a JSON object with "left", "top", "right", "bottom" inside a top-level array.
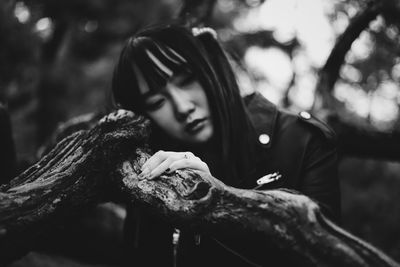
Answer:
[{"left": 1, "top": 0, "right": 400, "bottom": 266}]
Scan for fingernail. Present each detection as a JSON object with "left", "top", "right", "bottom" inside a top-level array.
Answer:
[
  {"left": 138, "top": 169, "right": 149, "bottom": 180},
  {"left": 141, "top": 167, "right": 149, "bottom": 174},
  {"left": 140, "top": 174, "right": 151, "bottom": 180},
  {"left": 138, "top": 173, "right": 145, "bottom": 180},
  {"left": 147, "top": 173, "right": 155, "bottom": 180}
]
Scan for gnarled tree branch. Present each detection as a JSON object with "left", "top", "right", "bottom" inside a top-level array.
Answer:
[{"left": 0, "top": 110, "right": 399, "bottom": 267}]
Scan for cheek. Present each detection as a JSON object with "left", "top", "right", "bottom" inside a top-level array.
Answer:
[
  {"left": 147, "top": 108, "right": 181, "bottom": 136},
  {"left": 191, "top": 83, "right": 211, "bottom": 113},
  {"left": 199, "top": 91, "right": 212, "bottom": 117}
]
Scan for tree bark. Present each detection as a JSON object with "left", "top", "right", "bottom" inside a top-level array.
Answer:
[
  {"left": 0, "top": 110, "right": 399, "bottom": 267},
  {"left": 0, "top": 110, "right": 150, "bottom": 264}
]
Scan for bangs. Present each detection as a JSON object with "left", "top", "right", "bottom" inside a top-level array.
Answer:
[{"left": 133, "top": 37, "right": 191, "bottom": 93}]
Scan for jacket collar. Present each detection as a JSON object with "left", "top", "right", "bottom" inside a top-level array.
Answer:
[{"left": 243, "top": 92, "right": 278, "bottom": 149}]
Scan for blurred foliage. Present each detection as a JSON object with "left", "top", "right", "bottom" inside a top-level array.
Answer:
[
  {"left": 339, "top": 17, "right": 400, "bottom": 92},
  {"left": 1, "top": 0, "right": 400, "bottom": 265},
  {"left": 340, "top": 157, "right": 400, "bottom": 261},
  {"left": 0, "top": 1, "right": 39, "bottom": 99}
]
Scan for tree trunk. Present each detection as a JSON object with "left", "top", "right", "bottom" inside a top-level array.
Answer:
[
  {"left": 0, "top": 110, "right": 399, "bottom": 267},
  {"left": 311, "top": 0, "right": 400, "bottom": 160}
]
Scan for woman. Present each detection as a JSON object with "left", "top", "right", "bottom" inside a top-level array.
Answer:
[{"left": 112, "top": 24, "right": 340, "bottom": 267}]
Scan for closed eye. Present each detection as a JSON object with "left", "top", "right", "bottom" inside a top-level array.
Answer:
[
  {"left": 176, "top": 72, "right": 196, "bottom": 87},
  {"left": 144, "top": 97, "right": 165, "bottom": 111}
]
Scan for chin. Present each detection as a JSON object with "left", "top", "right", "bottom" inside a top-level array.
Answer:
[{"left": 193, "top": 127, "right": 213, "bottom": 144}]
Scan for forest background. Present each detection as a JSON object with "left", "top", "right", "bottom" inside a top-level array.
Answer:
[{"left": 1, "top": 0, "right": 400, "bottom": 266}]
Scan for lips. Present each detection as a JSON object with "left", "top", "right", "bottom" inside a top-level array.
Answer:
[{"left": 185, "top": 118, "right": 207, "bottom": 134}]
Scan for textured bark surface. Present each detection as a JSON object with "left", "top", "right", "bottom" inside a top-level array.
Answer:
[
  {"left": 0, "top": 110, "right": 150, "bottom": 264},
  {"left": 0, "top": 110, "right": 399, "bottom": 267}
]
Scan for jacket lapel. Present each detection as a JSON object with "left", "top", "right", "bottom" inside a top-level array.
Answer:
[{"left": 244, "top": 92, "right": 278, "bottom": 149}]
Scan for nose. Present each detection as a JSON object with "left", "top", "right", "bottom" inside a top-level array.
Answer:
[{"left": 169, "top": 87, "right": 195, "bottom": 121}]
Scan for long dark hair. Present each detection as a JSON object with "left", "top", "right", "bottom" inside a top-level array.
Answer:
[{"left": 112, "top": 24, "right": 255, "bottom": 186}]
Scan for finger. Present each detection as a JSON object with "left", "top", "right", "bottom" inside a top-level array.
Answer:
[
  {"left": 143, "top": 151, "right": 192, "bottom": 180},
  {"left": 140, "top": 150, "right": 168, "bottom": 174},
  {"left": 167, "top": 156, "right": 210, "bottom": 175},
  {"left": 183, "top": 152, "right": 195, "bottom": 160},
  {"left": 147, "top": 157, "right": 174, "bottom": 180},
  {"left": 142, "top": 151, "right": 190, "bottom": 173}
]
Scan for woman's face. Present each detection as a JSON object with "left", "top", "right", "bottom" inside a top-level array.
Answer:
[{"left": 140, "top": 71, "right": 214, "bottom": 145}]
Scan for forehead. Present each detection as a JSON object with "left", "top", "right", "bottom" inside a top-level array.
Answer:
[{"left": 134, "top": 40, "right": 191, "bottom": 95}]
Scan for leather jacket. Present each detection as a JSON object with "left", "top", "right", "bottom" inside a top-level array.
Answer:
[
  {"left": 123, "top": 92, "right": 341, "bottom": 267},
  {"left": 242, "top": 92, "right": 340, "bottom": 220}
]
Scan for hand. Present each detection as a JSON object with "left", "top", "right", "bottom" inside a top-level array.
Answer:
[{"left": 138, "top": 150, "right": 211, "bottom": 180}]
